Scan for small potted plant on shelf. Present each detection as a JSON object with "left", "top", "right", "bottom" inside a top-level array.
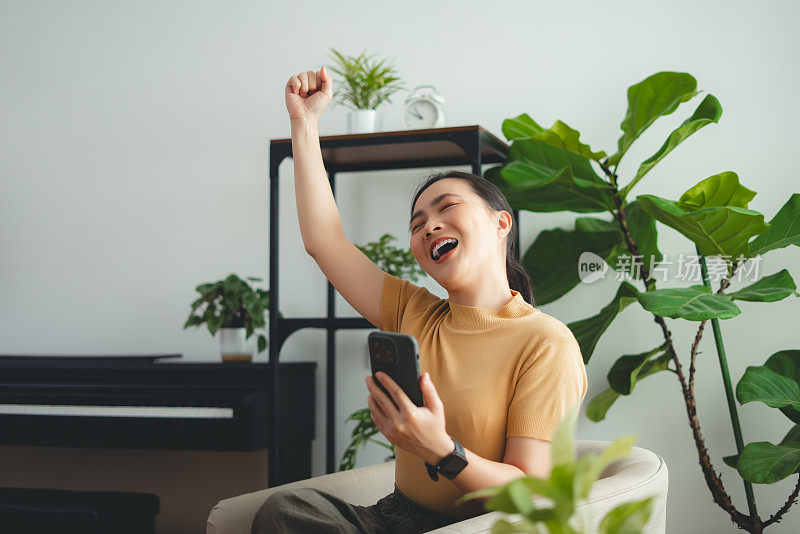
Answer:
[
  {"left": 328, "top": 48, "right": 404, "bottom": 134},
  {"left": 339, "top": 234, "right": 426, "bottom": 471},
  {"left": 183, "top": 274, "right": 281, "bottom": 362}
]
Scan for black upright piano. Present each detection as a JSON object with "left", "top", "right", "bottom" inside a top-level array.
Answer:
[{"left": 0, "top": 355, "right": 315, "bottom": 484}]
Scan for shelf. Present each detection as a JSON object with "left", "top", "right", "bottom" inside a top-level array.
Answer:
[{"left": 270, "top": 125, "right": 508, "bottom": 172}]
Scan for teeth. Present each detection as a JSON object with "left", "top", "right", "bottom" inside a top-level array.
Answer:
[{"left": 432, "top": 238, "right": 457, "bottom": 260}]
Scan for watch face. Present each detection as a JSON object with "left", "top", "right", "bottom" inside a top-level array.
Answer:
[
  {"left": 440, "top": 451, "right": 468, "bottom": 478},
  {"left": 404, "top": 100, "right": 439, "bottom": 129}
]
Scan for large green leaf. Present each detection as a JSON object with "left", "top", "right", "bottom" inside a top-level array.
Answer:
[
  {"left": 764, "top": 350, "right": 800, "bottom": 424},
  {"left": 677, "top": 171, "right": 756, "bottom": 211},
  {"left": 568, "top": 282, "right": 640, "bottom": 363},
  {"left": 523, "top": 218, "right": 621, "bottom": 305},
  {"left": 607, "top": 343, "right": 670, "bottom": 395},
  {"left": 608, "top": 72, "right": 699, "bottom": 166},
  {"left": 765, "top": 349, "right": 800, "bottom": 383},
  {"left": 736, "top": 365, "right": 800, "bottom": 411},
  {"left": 637, "top": 195, "right": 768, "bottom": 257},
  {"left": 502, "top": 114, "right": 606, "bottom": 160},
  {"left": 621, "top": 95, "right": 722, "bottom": 198},
  {"left": 491, "top": 138, "right": 616, "bottom": 213},
  {"left": 727, "top": 269, "right": 799, "bottom": 302},
  {"left": 637, "top": 285, "right": 741, "bottom": 321},
  {"left": 736, "top": 441, "right": 800, "bottom": 484},
  {"left": 749, "top": 194, "right": 800, "bottom": 256},
  {"left": 586, "top": 353, "right": 673, "bottom": 422},
  {"left": 725, "top": 425, "right": 800, "bottom": 470},
  {"left": 501, "top": 113, "right": 544, "bottom": 140},
  {"left": 485, "top": 164, "right": 599, "bottom": 216},
  {"left": 586, "top": 388, "right": 622, "bottom": 424},
  {"left": 598, "top": 498, "right": 654, "bottom": 534}
]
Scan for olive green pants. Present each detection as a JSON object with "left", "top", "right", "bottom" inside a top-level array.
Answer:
[{"left": 251, "top": 483, "right": 461, "bottom": 534}]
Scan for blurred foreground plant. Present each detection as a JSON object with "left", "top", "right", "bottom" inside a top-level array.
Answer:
[{"left": 457, "top": 404, "right": 653, "bottom": 534}]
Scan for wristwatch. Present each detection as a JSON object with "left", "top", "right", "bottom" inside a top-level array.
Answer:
[{"left": 425, "top": 436, "right": 468, "bottom": 481}]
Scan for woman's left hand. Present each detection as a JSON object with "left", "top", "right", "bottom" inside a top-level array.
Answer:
[{"left": 365, "top": 371, "right": 454, "bottom": 465}]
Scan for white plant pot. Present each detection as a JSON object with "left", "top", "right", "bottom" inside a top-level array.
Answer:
[
  {"left": 219, "top": 327, "right": 255, "bottom": 362},
  {"left": 347, "top": 109, "right": 378, "bottom": 134}
]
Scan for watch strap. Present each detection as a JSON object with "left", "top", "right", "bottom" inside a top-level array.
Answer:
[{"left": 425, "top": 437, "right": 467, "bottom": 481}]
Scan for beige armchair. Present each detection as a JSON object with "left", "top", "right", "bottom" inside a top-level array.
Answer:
[{"left": 207, "top": 440, "right": 668, "bottom": 533}]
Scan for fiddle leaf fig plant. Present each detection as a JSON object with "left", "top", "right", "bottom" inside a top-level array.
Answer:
[
  {"left": 486, "top": 71, "right": 800, "bottom": 532},
  {"left": 340, "top": 234, "right": 426, "bottom": 471},
  {"left": 457, "top": 404, "right": 654, "bottom": 534},
  {"left": 183, "top": 274, "right": 282, "bottom": 353}
]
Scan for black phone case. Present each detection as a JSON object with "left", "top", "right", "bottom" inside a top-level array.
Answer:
[{"left": 368, "top": 331, "right": 423, "bottom": 408}]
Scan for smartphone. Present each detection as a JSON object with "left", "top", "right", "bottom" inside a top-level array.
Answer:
[{"left": 368, "top": 331, "right": 423, "bottom": 409}]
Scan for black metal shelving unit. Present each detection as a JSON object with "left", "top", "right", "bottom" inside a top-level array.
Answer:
[{"left": 267, "top": 125, "right": 511, "bottom": 486}]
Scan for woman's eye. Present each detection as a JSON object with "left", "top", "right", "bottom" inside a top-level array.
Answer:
[{"left": 411, "top": 204, "right": 455, "bottom": 233}]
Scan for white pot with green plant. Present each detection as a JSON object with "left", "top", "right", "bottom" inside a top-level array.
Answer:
[
  {"left": 183, "top": 274, "right": 282, "bottom": 362},
  {"left": 328, "top": 48, "right": 404, "bottom": 134}
]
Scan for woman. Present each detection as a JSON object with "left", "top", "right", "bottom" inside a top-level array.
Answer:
[{"left": 251, "top": 66, "right": 588, "bottom": 534}]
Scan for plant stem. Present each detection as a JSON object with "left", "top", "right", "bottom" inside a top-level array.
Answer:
[
  {"left": 697, "top": 249, "right": 759, "bottom": 518},
  {"left": 603, "top": 178, "right": 755, "bottom": 528}
]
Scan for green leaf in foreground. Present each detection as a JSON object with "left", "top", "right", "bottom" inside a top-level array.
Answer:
[
  {"left": 553, "top": 403, "right": 580, "bottom": 466},
  {"left": 726, "top": 269, "right": 799, "bottom": 302},
  {"left": 637, "top": 285, "right": 741, "bottom": 321},
  {"left": 459, "top": 402, "right": 644, "bottom": 533},
  {"left": 736, "top": 365, "right": 800, "bottom": 411},
  {"left": 736, "top": 441, "right": 800, "bottom": 484},
  {"left": 608, "top": 71, "right": 699, "bottom": 166},
  {"left": 677, "top": 171, "right": 756, "bottom": 211},
  {"left": 568, "top": 282, "right": 640, "bottom": 363},
  {"left": 587, "top": 353, "right": 673, "bottom": 422},
  {"left": 522, "top": 217, "right": 620, "bottom": 305},
  {"left": 599, "top": 498, "right": 654, "bottom": 534},
  {"left": 575, "top": 434, "right": 638, "bottom": 499},
  {"left": 621, "top": 94, "right": 722, "bottom": 198},
  {"left": 637, "top": 195, "right": 768, "bottom": 258},
  {"left": 749, "top": 193, "right": 800, "bottom": 256}
]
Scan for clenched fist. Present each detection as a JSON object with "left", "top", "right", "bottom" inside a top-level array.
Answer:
[{"left": 285, "top": 66, "right": 333, "bottom": 122}]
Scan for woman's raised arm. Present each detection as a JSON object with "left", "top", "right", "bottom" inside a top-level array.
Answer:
[{"left": 284, "top": 66, "right": 386, "bottom": 329}]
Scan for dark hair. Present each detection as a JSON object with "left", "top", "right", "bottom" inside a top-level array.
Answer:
[{"left": 409, "top": 170, "right": 535, "bottom": 306}]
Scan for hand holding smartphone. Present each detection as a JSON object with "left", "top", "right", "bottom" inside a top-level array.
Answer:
[{"left": 367, "top": 331, "right": 423, "bottom": 409}]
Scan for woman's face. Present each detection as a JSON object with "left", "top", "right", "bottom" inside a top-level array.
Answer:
[{"left": 409, "top": 178, "right": 510, "bottom": 289}]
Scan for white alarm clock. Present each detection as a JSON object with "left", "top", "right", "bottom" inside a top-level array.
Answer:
[{"left": 403, "top": 85, "right": 446, "bottom": 129}]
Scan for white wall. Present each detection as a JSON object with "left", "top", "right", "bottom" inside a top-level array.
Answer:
[{"left": 2, "top": 0, "right": 799, "bottom": 531}]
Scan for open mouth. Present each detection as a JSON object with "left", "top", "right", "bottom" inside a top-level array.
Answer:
[{"left": 431, "top": 239, "right": 458, "bottom": 262}]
